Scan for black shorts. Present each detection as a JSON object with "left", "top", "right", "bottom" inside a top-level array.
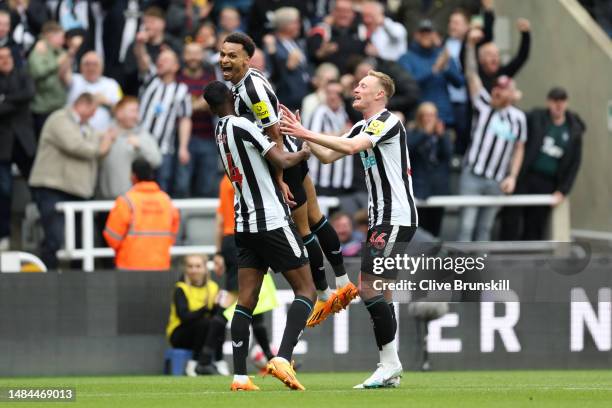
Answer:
[
  {"left": 235, "top": 223, "right": 309, "bottom": 273},
  {"left": 221, "top": 234, "right": 238, "bottom": 291},
  {"left": 361, "top": 224, "right": 417, "bottom": 279},
  {"left": 283, "top": 161, "right": 309, "bottom": 208}
]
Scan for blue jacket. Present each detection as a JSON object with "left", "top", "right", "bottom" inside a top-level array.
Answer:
[
  {"left": 399, "top": 44, "right": 464, "bottom": 125},
  {"left": 407, "top": 129, "right": 452, "bottom": 199},
  {"left": 266, "top": 37, "right": 311, "bottom": 110}
]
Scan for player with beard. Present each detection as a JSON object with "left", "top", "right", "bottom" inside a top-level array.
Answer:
[{"left": 219, "top": 32, "right": 358, "bottom": 327}]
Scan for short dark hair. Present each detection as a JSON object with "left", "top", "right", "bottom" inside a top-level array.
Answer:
[
  {"left": 223, "top": 32, "right": 256, "bottom": 57},
  {"left": 547, "top": 87, "right": 568, "bottom": 101},
  {"left": 131, "top": 158, "right": 154, "bottom": 182},
  {"left": 143, "top": 6, "right": 165, "bottom": 19},
  {"left": 203, "top": 81, "right": 232, "bottom": 112}
]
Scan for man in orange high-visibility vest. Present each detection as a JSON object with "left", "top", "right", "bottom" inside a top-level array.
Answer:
[{"left": 104, "top": 158, "right": 180, "bottom": 271}]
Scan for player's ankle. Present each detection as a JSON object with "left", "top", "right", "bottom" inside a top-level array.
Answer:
[
  {"left": 317, "top": 287, "right": 334, "bottom": 301},
  {"left": 335, "top": 274, "right": 351, "bottom": 288},
  {"left": 233, "top": 374, "right": 249, "bottom": 384}
]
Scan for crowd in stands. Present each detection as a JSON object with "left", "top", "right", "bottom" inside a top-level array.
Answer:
[{"left": 0, "top": 0, "right": 589, "bottom": 266}]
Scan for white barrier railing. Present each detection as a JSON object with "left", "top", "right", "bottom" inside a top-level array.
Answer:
[{"left": 55, "top": 194, "right": 567, "bottom": 272}]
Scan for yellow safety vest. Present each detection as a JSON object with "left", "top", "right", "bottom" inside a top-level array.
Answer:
[{"left": 166, "top": 280, "right": 219, "bottom": 339}]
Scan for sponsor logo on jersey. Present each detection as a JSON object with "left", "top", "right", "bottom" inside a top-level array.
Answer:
[{"left": 253, "top": 101, "right": 270, "bottom": 120}]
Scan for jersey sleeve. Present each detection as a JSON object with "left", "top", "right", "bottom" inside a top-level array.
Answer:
[
  {"left": 472, "top": 88, "right": 491, "bottom": 112},
  {"left": 361, "top": 114, "right": 400, "bottom": 147},
  {"left": 239, "top": 119, "right": 277, "bottom": 156},
  {"left": 244, "top": 75, "right": 280, "bottom": 128}
]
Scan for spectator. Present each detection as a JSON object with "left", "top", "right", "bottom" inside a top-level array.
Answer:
[
  {"left": 97, "top": 96, "right": 161, "bottom": 200},
  {"left": 247, "top": 0, "right": 311, "bottom": 46},
  {"left": 457, "top": 29, "right": 526, "bottom": 242},
  {"left": 263, "top": 7, "right": 310, "bottom": 111},
  {"left": 478, "top": 18, "right": 531, "bottom": 92},
  {"left": 330, "top": 211, "right": 362, "bottom": 257},
  {"left": 395, "top": 0, "right": 480, "bottom": 38},
  {"left": 218, "top": 6, "right": 242, "bottom": 35},
  {"left": 399, "top": 20, "right": 464, "bottom": 127},
  {"left": 360, "top": 1, "right": 407, "bottom": 61},
  {"left": 165, "top": 253, "right": 221, "bottom": 377},
  {"left": 66, "top": 51, "right": 123, "bottom": 131},
  {"left": 134, "top": 36, "right": 192, "bottom": 196},
  {"left": 306, "top": 80, "right": 368, "bottom": 215},
  {"left": 342, "top": 57, "right": 420, "bottom": 124},
  {"left": 501, "top": 87, "right": 585, "bottom": 240},
  {"left": 307, "top": 0, "right": 366, "bottom": 74},
  {"left": 0, "top": 45, "right": 36, "bottom": 250},
  {"left": 103, "top": 158, "right": 180, "bottom": 271},
  {"left": 6, "top": 0, "right": 49, "bottom": 55},
  {"left": 445, "top": 9, "right": 471, "bottom": 154},
  {"left": 165, "top": 0, "right": 214, "bottom": 44},
  {"left": 193, "top": 21, "right": 218, "bottom": 60},
  {"left": 353, "top": 208, "right": 369, "bottom": 238},
  {"left": 249, "top": 46, "right": 267, "bottom": 75},
  {"left": 176, "top": 42, "right": 218, "bottom": 198},
  {"left": 0, "top": 9, "right": 23, "bottom": 66},
  {"left": 122, "top": 6, "right": 183, "bottom": 96},
  {"left": 407, "top": 102, "right": 452, "bottom": 237},
  {"left": 300, "top": 62, "right": 339, "bottom": 126},
  {"left": 29, "top": 93, "right": 116, "bottom": 269},
  {"left": 28, "top": 21, "right": 77, "bottom": 138}
]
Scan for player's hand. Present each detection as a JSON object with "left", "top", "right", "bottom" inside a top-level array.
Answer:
[
  {"left": 300, "top": 142, "right": 311, "bottom": 160},
  {"left": 280, "top": 105, "right": 307, "bottom": 138},
  {"left": 213, "top": 254, "right": 225, "bottom": 277},
  {"left": 280, "top": 180, "right": 297, "bottom": 208},
  {"left": 500, "top": 176, "right": 516, "bottom": 194},
  {"left": 179, "top": 147, "right": 190, "bottom": 165},
  {"left": 516, "top": 18, "right": 531, "bottom": 32}
]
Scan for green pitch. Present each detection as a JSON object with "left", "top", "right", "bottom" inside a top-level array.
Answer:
[{"left": 1, "top": 371, "right": 611, "bottom": 408}]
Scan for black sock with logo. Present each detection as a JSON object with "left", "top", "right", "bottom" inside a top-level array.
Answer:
[
  {"left": 277, "top": 295, "right": 314, "bottom": 361},
  {"left": 303, "top": 233, "right": 328, "bottom": 291},
  {"left": 230, "top": 305, "right": 252, "bottom": 375}
]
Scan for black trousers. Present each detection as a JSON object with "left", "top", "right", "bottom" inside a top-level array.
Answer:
[
  {"left": 418, "top": 207, "right": 445, "bottom": 238},
  {"left": 170, "top": 318, "right": 211, "bottom": 362},
  {"left": 500, "top": 172, "right": 557, "bottom": 241}
]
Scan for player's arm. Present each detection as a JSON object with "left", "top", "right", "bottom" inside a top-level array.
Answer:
[
  {"left": 280, "top": 105, "right": 372, "bottom": 156},
  {"left": 465, "top": 28, "right": 484, "bottom": 98},
  {"left": 306, "top": 141, "right": 347, "bottom": 164},
  {"left": 264, "top": 143, "right": 311, "bottom": 169}
]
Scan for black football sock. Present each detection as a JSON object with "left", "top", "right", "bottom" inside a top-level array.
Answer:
[
  {"left": 364, "top": 295, "right": 395, "bottom": 350},
  {"left": 389, "top": 302, "right": 397, "bottom": 336},
  {"left": 251, "top": 313, "right": 275, "bottom": 360},
  {"left": 199, "top": 310, "right": 228, "bottom": 365},
  {"left": 303, "top": 233, "right": 329, "bottom": 291},
  {"left": 277, "top": 295, "right": 313, "bottom": 361},
  {"left": 312, "top": 216, "right": 346, "bottom": 277},
  {"left": 230, "top": 305, "right": 252, "bottom": 375}
]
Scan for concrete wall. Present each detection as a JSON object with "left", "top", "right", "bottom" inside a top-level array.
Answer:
[{"left": 495, "top": 0, "right": 612, "bottom": 232}]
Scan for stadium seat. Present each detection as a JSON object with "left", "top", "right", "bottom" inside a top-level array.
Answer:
[{"left": 163, "top": 348, "right": 193, "bottom": 376}]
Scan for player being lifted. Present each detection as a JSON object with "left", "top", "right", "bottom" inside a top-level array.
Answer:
[
  {"left": 219, "top": 32, "right": 359, "bottom": 327},
  {"left": 204, "top": 81, "right": 314, "bottom": 391},
  {"left": 280, "top": 71, "right": 418, "bottom": 389}
]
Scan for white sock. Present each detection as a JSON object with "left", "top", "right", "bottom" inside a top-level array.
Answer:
[
  {"left": 335, "top": 274, "right": 350, "bottom": 288},
  {"left": 380, "top": 340, "right": 401, "bottom": 366},
  {"left": 233, "top": 374, "right": 249, "bottom": 384},
  {"left": 317, "top": 287, "right": 334, "bottom": 301},
  {"left": 274, "top": 356, "right": 289, "bottom": 364}
]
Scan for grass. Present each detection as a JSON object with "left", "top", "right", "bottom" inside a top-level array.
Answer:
[{"left": 1, "top": 371, "right": 611, "bottom": 408}]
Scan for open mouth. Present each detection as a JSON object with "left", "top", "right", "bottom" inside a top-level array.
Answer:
[{"left": 221, "top": 66, "right": 233, "bottom": 74}]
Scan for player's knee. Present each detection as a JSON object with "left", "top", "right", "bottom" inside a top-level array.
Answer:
[{"left": 295, "top": 282, "right": 316, "bottom": 303}]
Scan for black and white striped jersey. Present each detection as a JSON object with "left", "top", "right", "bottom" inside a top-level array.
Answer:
[
  {"left": 464, "top": 88, "right": 527, "bottom": 182},
  {"left": 231, "top": 68, "right": 280, "bottom": 129},
  {"left": 344, "top": 109, "right": 418, "bottom": 228},
  {"left": 215, "top": 115, "right": 291, "bottom": 233},
  {"left": 307, "top": 105, "right": 354, "bottom": 192},
  {"left": 139, "top": 69, "right": 192, "bottom": 154}
]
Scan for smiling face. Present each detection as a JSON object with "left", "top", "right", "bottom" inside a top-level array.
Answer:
[
  {"left": 479, "top": 43, "right": 500, "bottom": 74},
  {"left": 352, "top": 75, "right": 384, "bottom": 112},
  {"left": 220, "top": 41, "right": 250, "bottom": 83},
  {"left": 80, "top": 51, "right": 102, "bottom": 82}
]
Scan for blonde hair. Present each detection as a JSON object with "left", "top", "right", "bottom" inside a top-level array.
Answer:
[
  {"left": 414, "top": 102, "right": 438, "bottom": 130},
  {"left": 274, "top": 7, "right": 300, "bottom": 30},
  {"left": 367, "top": 70, "right": 395, "bottom": 100}
]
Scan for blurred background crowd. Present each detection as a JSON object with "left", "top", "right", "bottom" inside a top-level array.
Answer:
[{"left": 0, "top": 0, "right": 607, "bottom": 270}]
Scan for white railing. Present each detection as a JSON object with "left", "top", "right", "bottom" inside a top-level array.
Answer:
[{"left": 55, "top": 194, "right": 568, "bottom": 272}]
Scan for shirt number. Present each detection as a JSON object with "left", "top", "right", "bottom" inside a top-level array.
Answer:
[{"left": 226, "top": 153, "right": 243, "bottom": 185}]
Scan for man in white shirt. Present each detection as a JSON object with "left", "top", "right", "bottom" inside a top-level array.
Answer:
[
  {"left": 67, "top": 51, "right": 123, "bottom": 131},
  {"left": 361, "top": 1, "right": 407, "bottom": 61}
]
